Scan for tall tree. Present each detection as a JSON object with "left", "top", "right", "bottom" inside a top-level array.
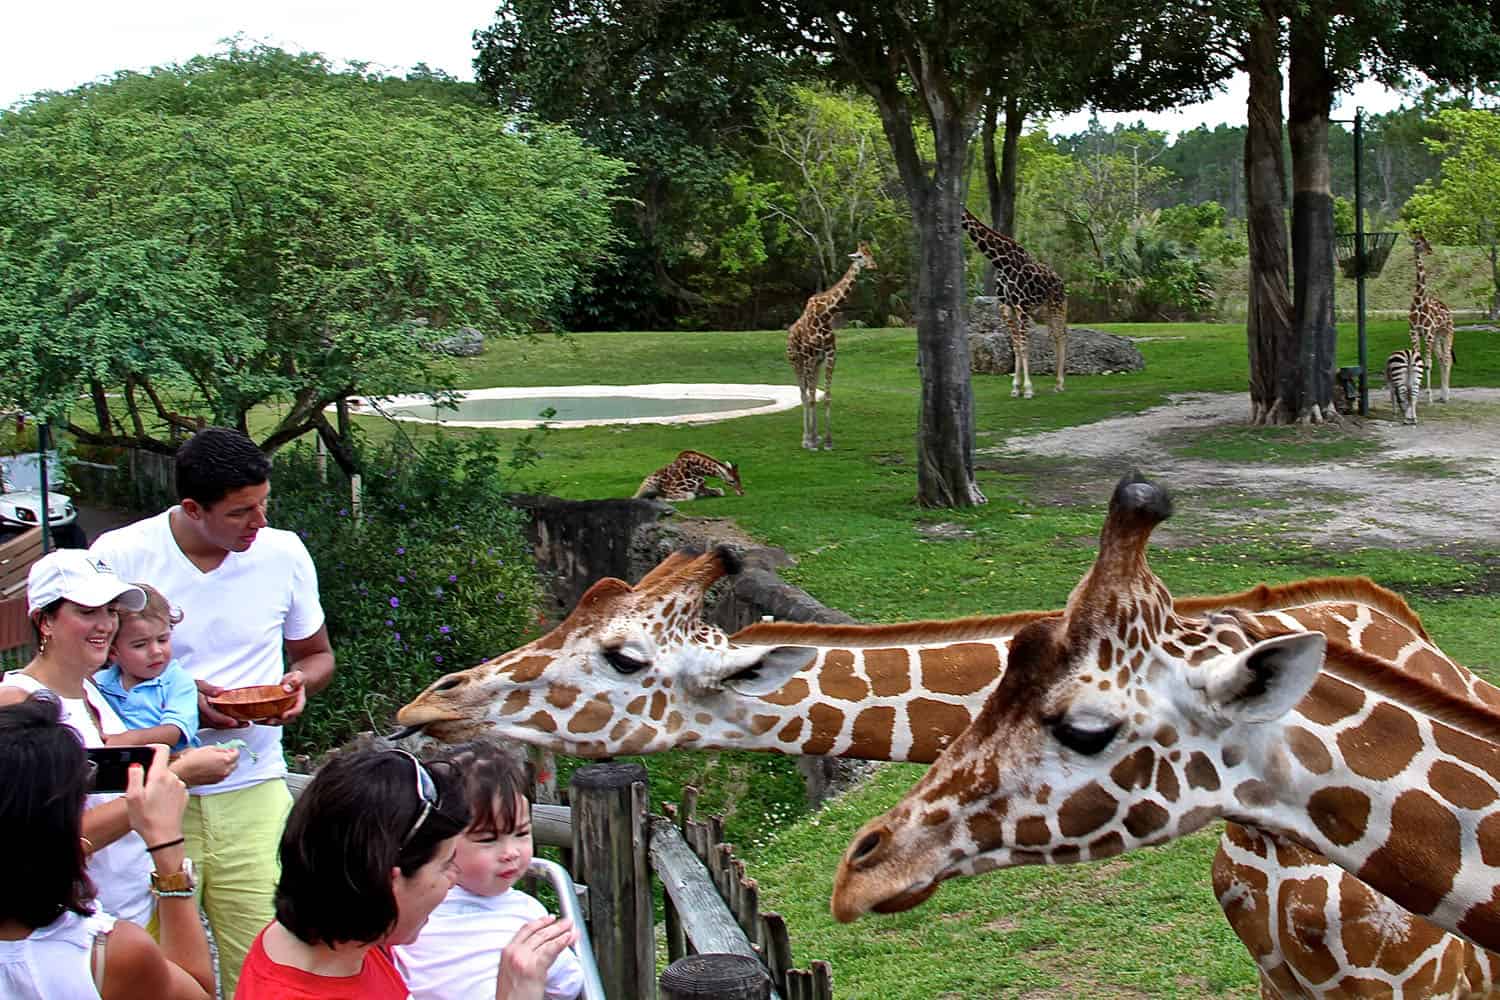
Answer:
[
  {"left": 1405, "top": 107, "right": 1500, "bottom": 319},
  {"left": 0, "top": 46, "right": 626, "bottom": 466}
]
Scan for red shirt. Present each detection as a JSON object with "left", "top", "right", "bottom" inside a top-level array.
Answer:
[{"left": 233, "top": 926, "right": 409, "bottom": 1000}]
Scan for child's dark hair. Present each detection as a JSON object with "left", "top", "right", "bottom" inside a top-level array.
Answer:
[
  {"left": 435, "top": 741, "right": 531, "bottom": 837},
  {"left": 175, "top": 426, "right": 271, "bottom": 508},
  {"left": 275, "top": 750, "right": 469, "bottom": 947}
]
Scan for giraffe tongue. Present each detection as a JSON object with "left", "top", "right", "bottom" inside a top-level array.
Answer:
[{"left": 385, "top": 724, "right": 426, "bottom": 741}]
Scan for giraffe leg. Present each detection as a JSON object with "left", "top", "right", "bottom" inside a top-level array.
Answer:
[
  {"left": 1050, "top": 303, "right": 1068, "bottom": 393},
  {"left": 1005, "top": 305, "right": 1032, "bottom": 399},
  {"left": 798, "top": 369, "right": 817, "bottom": 450},
  {"left": 1424, "top": 331, "right": 1436, "bottom": 405},
  {"left": 1441, "top": 332, "right": 1453, "bottom": 403},
  {"left": 820, "top": 352, "right": 835, "bottom": 450}
]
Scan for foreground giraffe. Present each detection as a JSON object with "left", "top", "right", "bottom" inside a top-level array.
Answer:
[
  {"left": 786, "top": 243, "right": 876, "bottom": 450},
  {"left": 398, "top": 547, "right": 1499, "bottom": 997},
  {"left": 960, "top": 210, "right": 1069, "bottom": 398},
  {"left": 1410, "top": 231, "right": 1456, "bottom": 404},
  {"left": 633, "top": 450, "right": 743, "bottom": 501},
  {"left": 831, "top": 473, "right": 1500, "bottom": 972}
]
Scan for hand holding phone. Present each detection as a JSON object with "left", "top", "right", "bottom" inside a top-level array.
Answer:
[
  {"left": 121, "top": 744, "right": 188, "bottom": 848},
  {"left": 86, "top": 746, "right": 156, "bottom": 793}
]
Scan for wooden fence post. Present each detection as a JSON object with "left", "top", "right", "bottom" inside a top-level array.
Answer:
[
  {"left": 660, "top": 954, "right": 771, "bottom": 1000},
  {"left": 570, "top": 762, "right": 653, "bottom": 1000}
]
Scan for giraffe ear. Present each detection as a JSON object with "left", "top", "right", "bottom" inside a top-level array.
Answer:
[
  {"left": 1198, "top": 632, "right": 1326, "bottom": 724},
  {"left": 719, "top": 645, "right": 818, "bottom": 696}
]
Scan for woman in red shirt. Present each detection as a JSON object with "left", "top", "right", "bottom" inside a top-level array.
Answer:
[{"left": 235, "top": 749, "right": 575, "bottom": 1000}]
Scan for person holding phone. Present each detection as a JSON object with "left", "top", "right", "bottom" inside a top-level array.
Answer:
[
  {"left": 0, "top": 549, "right": 158, "bottom": 926},
  {"left": 0, "top": 694, "right": 214, "bottom": 999}
]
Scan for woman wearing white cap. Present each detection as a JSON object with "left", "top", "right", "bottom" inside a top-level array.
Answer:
[{"left": 0, "top": 550, "right": 236, "bottom": 926}]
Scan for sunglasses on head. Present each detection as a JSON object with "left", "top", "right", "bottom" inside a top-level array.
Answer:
[{"left": 391, "top": 749, "right": 440, "bottom": 848}]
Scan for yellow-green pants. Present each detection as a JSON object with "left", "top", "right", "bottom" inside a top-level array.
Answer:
[{"left": 183, "top": 778, "right": 293, "bottom": 999}]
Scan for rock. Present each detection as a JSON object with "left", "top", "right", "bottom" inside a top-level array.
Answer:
[
  {"left": 434, "top": 326, "right": 485, "bottom": 357},
  {"left": 968, "top": 297, "right": 1145, "bottom": 376}
]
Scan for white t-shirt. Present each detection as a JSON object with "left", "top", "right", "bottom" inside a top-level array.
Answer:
[
  {"left": 396, "top": 887, "right": 585, "bottom": 1000},
  {"left": 91, "top": 509, "right": 325, "bottom": 796},
  {"left": 0, "top": 672, "right": 154, "bottom": 927},
  {"left": 0, "top": 908, "right": 117, "bottom": 1000}
]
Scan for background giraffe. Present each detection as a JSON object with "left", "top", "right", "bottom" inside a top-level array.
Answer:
[
  {"left": 398, "top": 546, "right": 1498, "bottom": 998},
  {"left": 785, "top": 243, "right": 876, "bottom": 450},
  {"left": 1410, "top": 230, "right": 1457, "bottom": 403},
  {"left": 831, "top": 474, "right": 1500, "bottom": 964},
  {"left": 960, "top": 209, "right": 1069, "bottom": 398},
  {"left": 633, "top": 449, "right": 742, "bottom": 501}
]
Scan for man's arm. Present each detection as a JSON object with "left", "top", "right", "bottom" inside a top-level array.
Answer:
[{"left": 262, "top": 626, "right": 335, "bottom": 725}]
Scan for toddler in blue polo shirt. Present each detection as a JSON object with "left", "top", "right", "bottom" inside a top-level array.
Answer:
[{"left": 95, "top": 583, "right": 200, "bottom": 751}]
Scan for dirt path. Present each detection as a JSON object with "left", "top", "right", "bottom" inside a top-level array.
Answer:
[{"left": 982, "top": 387, "right": 1500, "bottom": 551}]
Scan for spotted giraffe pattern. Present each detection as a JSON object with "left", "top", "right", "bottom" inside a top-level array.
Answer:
[
  {"left": 786, "top": 244, "right": 875, "bottom": 450},
  {"left": 398, "top": 546, "right": 1499, "bottom": 998},
  {"left": 633, "top": 450, "right": 743, "bottom": 502},
  {"left": 961, "top": 210, "right": 1069, "bottom": 398},
  {"left": 832, "top": 474, "right": 1500, "bottom": 977},
  {"left": 1411, "top": 231, "right": 1456, "bottom": 404}
]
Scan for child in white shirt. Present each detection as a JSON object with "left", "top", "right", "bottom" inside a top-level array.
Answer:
[{"left": 397, "top": 743, "right": 584, "bottom": 1000}]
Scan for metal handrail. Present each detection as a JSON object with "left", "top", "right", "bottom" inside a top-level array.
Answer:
[{"left": 527, "top": 857, "right": 609, "bottom": 1000}]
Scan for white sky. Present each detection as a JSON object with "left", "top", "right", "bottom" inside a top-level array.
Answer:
[{"left": 4, "top": 1, "right": 1418, "bottom": 139}]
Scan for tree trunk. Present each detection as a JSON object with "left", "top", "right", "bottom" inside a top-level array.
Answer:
[
  {"left": 979, "top": 94, "right": 1023, "bottom": 296},
  {"left": 1287, "top": 2, "right": 1338, "bottom": 423},
  {"left": 1242, "top": 3, "right": 1295, "bottom": 424},
  {"left": 901, "top": 118, "right": 983, "bottom": 508},
  {"left": 1489, "top": 242, "right": 1499, "bottom": 320}
]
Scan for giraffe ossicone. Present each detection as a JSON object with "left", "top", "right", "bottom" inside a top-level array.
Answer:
[
  {"left": 397, "top": 541, "right": 1500, "bottom": 996},
  {"left": 830, "top": 472, "right": 1500, "bottom": 963}
]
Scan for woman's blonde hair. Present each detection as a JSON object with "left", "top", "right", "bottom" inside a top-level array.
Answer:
[{"left": 123, "top": 583, "right": 183, "bottom": 628}]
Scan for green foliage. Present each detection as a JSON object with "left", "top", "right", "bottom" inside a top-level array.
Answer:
[
  {"left": 270, "top": 435, "right": 543, "bottom": 756},
  {"left": 0, "top": 43, "right": 627, "bottom": 454},
  {"left": 1404, "top": 107, "right": 1500, "bottom": 316}
]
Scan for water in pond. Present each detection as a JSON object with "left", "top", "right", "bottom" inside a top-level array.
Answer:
[{"left": 385, "top": 395, "right": 776, "bottom": 423}]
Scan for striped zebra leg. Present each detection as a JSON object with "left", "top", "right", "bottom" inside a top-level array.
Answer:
[{"left": 1385, "top": 349, "right": 1422, "bottom": 425}]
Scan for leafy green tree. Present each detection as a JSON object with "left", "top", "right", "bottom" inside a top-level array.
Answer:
[
  {"left": 475, "top": 3, "right": 796, "bottom": 329},
  {"left": 1405, "top": 108, "right": 1500, "bottom": 319},
  {"left": 0, "top": 45, "right": 626, "bottom": 468}
]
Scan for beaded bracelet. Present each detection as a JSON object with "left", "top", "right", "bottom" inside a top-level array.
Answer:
[{"left": 146, "top": 837, "right": 185, "bottom": 853}]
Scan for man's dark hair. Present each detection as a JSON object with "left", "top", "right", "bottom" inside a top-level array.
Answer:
[
  {"left": 435, "top": 741, "right": 531, "bottom": 838},
  {"left": 275, "top": 749, "right": 469, "bottom": 947},
  {"left": 174, "top": 427, "right": 272, "bottom": 508},
  {"left": 0, "top": 694, "right": 95, "bottom": 928}
]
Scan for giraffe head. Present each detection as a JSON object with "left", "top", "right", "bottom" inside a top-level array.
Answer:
[
  {"left": 1412, "top": 230, "right": 1433, "bottom": 256},
  {"left": 829, "top": 472, "right": 1328, "bottom": 922},
  {"left": 851, "top": 242, "right": 876, "bottom": 272},
  {"left": 396, "top": 547, "right": 815, "bottom": 754},
  {"left": 723, "top": 461, "right": 744, "bottom": 495}
]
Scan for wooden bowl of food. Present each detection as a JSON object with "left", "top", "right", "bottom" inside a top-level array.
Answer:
[{"left": 208, "top": 684, "right": 297, "bottom": 723}]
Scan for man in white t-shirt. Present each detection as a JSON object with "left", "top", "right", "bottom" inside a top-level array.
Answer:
[{"left": 91, "top": 427, "right": 336, "bottom": 999}]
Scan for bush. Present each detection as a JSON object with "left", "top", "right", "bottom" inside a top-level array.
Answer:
[{"left": 272, "top": 435, "right": 542, "bottom": 756}]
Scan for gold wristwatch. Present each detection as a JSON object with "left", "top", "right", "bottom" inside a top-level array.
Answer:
[{"left": 150, "top": 857, "right": 196, "bottom": 897}]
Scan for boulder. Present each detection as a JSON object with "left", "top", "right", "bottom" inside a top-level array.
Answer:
[
  {"left": 434, "top": 326, "right": 485, "bottom": 357},
  {"left": 968, "top": 297, "right": 1145, "bottom": 376}
]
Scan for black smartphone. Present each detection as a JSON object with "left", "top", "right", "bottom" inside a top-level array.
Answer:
[{"left": 86, "top": 746, "right": 156, "bottom": 793}]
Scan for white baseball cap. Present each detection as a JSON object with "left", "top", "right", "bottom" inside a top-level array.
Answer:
[{"left": 27, "top": 550, "right": 148, "bottom": 617}]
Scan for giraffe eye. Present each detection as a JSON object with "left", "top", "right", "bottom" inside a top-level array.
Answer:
[
  {"left": 603, "top": 648, "right": 649, "bottom": 675},
  {"left": 1050, "top": 717, "right": 1121, "bottom": 756}
]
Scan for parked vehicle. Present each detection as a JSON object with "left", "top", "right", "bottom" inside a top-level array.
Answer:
[{"left": 0, "top": 453, "right": 86, "bottom": 547}]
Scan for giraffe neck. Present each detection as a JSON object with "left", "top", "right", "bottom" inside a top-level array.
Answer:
[
  {"left": 718, "top": 590, "right": 1468, "bottom": 764},
  {"left": 820, "top": 259, "right": 864, "bottom": 311},
  {"left": 1217, "top": 643, "right": 1500, "bottom": 947}
]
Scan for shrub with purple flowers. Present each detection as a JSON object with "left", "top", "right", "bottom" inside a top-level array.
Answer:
[{"left": 271, "top": 435, "right": 541, "bottom": 755}]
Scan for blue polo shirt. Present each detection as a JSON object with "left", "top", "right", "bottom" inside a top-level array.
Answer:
[{"left": 93, "top": 661, "right": 199, "bottom": 752}]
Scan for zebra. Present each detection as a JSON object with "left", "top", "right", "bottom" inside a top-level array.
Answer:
[{"left": 1385, "top": 348, "right": 1423, "bottom": 425}]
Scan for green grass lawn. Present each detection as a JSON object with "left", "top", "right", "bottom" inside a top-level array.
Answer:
[{"left": 361, "top": 319, "right": 1500, "bottom": 998}]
